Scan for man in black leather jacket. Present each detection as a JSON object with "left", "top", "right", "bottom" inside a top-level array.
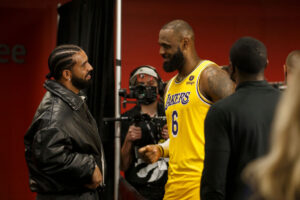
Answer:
[{"left": 24, "top": 45, "right": 106, "bottom": 200}]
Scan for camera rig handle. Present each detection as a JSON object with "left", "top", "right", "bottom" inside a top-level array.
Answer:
[{"left": 103, "top": 115, "right": 166, "bottom": 126}]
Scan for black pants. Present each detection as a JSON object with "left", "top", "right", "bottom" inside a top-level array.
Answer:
[
  {"left": 135, "top": 184, "right": 165, "bottom": 200},
  {"left": 36, "top": 190, "right": 99, "bottom": 200}
]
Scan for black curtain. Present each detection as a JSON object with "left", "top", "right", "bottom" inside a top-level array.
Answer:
[{"left": 57, "top": 0, "right": 115, "bottom": 199}]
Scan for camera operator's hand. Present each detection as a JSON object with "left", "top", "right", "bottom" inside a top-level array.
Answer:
[
  {"left": 84, "top": 164, "right": 103, "bottom": 189},
  {"left": 138, "top": 145, "right": 161, "bottom": 163},
  {"left": 161, "top": 124, "right": 169, "bottom": 140},
  {"left": 126, "top": 125, "right": 142, "bottom": 142}
]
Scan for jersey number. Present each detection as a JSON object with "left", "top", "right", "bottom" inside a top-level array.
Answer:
[{"left": 172, "top": 111, "right": 178, "bottom": 136}]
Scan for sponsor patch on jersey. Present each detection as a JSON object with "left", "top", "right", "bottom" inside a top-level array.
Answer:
[
  {"left": 165, "top": 92, "right": 190, "bottom": 110},
  {"left": 186, "top": 81, "right": 195, "bottom": 85},
  {"left": 186, "top": 75, "right": 195, "bottom": 85}
]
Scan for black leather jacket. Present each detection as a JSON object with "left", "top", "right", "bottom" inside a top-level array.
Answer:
[{"left": 24, "top": 80, "right": 106, "bottom": 194}]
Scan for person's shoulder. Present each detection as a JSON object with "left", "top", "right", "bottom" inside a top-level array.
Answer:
[
  {"left": 32, "top": 92, "right": 71, "bottom": 129},
  {"left": 266, "top": 83, "right": 282, "bottom": 94},
  {"left": 121, "top": 106, "right": 140, "bottom": 117},
  {"left": 210, "top": 92, "right": 237, "bottom": 111},
  {"left": 200, "top": 61, "right": 235, "bottom": 102},
  {"left": 38, "top": 91, "right": 65, "bottom": 114},
  {"left": 164, "top": 75, "right": 177, "bottom": 89},
  {"left": 200, "top": 61, "right": 219, "bottom": 75},
  {"left": 264, "top": 84, "right": 282, "bottom": 102},
  {"left": 202, "top": 61, "right": 229, "bottom": 79},
  {"left": 41, "top": 92, "right": 73, "bottom": 123},
  {"left": 157, "top": 102, "right": 165, "bottom": 115},
  {"left": 256, "top": 82, "right": 282, "bottom": 100}
]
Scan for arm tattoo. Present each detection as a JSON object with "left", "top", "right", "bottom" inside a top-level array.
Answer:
[{"left": 206, "top": 66, "right": 234, "bottom": 102}]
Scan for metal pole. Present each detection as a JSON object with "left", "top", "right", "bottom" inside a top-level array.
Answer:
[{"left": 114, "top": 0, "right": 122, "bottom": 199}]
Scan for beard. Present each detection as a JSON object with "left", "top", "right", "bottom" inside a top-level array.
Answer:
[
  {"left": 163, "top": 47, "right": 185, "bottom": 73},
  {"left": 71, "top": 71, "right": 92, "bottom": 90}
]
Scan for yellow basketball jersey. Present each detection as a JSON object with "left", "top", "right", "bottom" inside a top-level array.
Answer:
[{"left": 163, "top": 60, "right": 214, "bottom": 200}]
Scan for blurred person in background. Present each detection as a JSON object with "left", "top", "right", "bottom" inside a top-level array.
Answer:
[
  {"left": 284, "top": 50, "right": 300, "bottom": 86},
  {"left": 201, "top": 37, "right": 281, "bottom": 200},
  {"left": 244, "top": 56, "right": 300, "bottom": 200},
  {"left": 120, "top": 65, "right": 168, "bottom": 200}
]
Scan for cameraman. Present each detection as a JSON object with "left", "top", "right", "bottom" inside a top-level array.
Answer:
[{"left": 120, "top": 65, "right": 168, "bottom": 200}]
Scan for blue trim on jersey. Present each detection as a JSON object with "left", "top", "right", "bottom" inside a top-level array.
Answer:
[{"left": 196, "top": 62, "right": 213, "bottom": 106}]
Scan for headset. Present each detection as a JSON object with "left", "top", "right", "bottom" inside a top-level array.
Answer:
[{"left": 129, "top": 65, "right": 165, "bottom": 97}]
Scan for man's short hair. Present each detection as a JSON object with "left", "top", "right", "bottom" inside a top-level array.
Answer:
[{"left": 230, "top": 36, "right": 267, "bottom": 74}]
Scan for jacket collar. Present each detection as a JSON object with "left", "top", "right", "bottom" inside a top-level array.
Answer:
[
  {"left": 236, "top": 80, "right": 268, "bottom": 91},
  {"left": 44, "top": 80, "right": 84, "bottom": 111}
]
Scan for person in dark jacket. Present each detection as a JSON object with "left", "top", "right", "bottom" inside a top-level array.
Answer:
[
  {"left": 24, "top": 44, "right": 106, "bottom": 200},
  {"left": 200, "top": 37, "right": 281, "bottom": 200}
]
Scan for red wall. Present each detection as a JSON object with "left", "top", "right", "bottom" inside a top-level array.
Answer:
[
  {"left": 1, "top": 0, "right": 300, "bottom": 199},
  {"left": 121, "top": 0, "right": 300, "bottom": 112},
  {"left": 0, "top": 0, "right": 68, "bottom": 199}
]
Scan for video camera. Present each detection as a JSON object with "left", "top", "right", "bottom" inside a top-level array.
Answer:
[
  {"left": 103, "top": 82, "right": 165, "bottom": 147},
  {"left": 119, "top": 84, "right": 157, "bottom": 106},
  {"left": 133, "top": 113, "right": 166, "bottom": 147},
  {"left": 103, "top": 113, "right": 166, "bottom": 147}
]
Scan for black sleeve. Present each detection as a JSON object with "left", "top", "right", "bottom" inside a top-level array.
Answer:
[
  {"left": 32, "top": 126, "right": 95, "bottom": 183},
  {"left": 201, "top": 105, "right": 231, "bottom": 200}
]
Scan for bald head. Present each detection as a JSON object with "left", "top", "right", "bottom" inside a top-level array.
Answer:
[
  {"left": 285, "top": 50, "right": 300, "bottom": 85},
  {"left": 161, "top": 19, "right": 195, "bottom": 41},
  {"left": 286, "top": 50, "right": 300, "bottom": 69}
]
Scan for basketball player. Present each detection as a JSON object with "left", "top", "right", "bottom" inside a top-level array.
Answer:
[{"left": 139, "top": 19, "right": 235, "bottom": 199}]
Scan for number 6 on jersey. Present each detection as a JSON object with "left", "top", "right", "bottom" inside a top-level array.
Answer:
[{"left": 172, "top": 110, "right": 178, "bottom": 136}]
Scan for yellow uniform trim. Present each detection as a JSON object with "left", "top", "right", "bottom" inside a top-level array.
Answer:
[
  {"left": 196, "top": 61, "right": 214, "bottom": 105},
  {"left": 163, "top": 60, "right": 216, "bottom": 200}
]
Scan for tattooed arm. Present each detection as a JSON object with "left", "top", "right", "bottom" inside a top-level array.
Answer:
[{"left": 200, "top": 64, "right": 235, "bottom": 103}]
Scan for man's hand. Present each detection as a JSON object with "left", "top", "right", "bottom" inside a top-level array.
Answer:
[
  {"left": 138, "top": 145, "right": 161, "bottom": 163},
  {"left": 84, "top": 165, "right": 103, "bottom": 189},
  {"left": 161, "top": 124, "right": 169, "bottom": 139},
  {"left": 126, "top": 125, "right": 142, "bottom": 142}
]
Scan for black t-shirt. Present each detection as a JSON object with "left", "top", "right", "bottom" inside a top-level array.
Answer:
[{"left": 201, "top": 81, "right": 281, "bottom": 200}]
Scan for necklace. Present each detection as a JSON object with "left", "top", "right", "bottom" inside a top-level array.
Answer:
[{"left": 176, "top": 74, "right": 187, "bottom": 82}]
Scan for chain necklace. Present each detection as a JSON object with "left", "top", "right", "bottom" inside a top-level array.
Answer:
[{"left": 176, "top": 74, "right": 187, "bottom": 82}]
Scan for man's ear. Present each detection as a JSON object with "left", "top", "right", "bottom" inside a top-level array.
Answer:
[
  {"left": 62, "top": 69, "right": 72, "bottom": 81},
  {"left": 181, "top": 37, "right": 189, "bottom": 51},
  {"left": 283, "top": 64, "right": 288, "bottom": 82}
]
